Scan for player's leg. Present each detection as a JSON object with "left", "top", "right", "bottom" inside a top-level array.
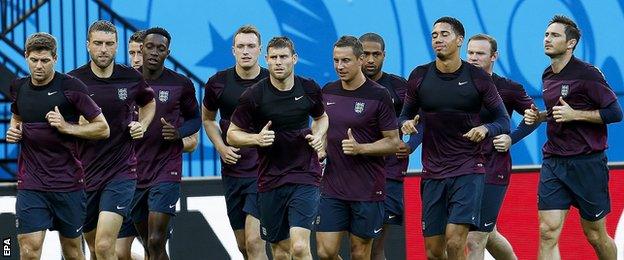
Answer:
[
  {"left": 146, "top": 182, "right": 179, "bottom": 260},
  {"left": 259, "top": 185, "right": 292, "bottom": 260},
  {"left": 94, "top": 179, "right": 135, "bottom": 260},
  {"left": 17, "top": 231, "right": 46, "bottom": 260},
  {"left": 421, "top": 178, "right": 449, "bottom": 260},
  {"left": 570, "top": 153, "right": 616, "bottom": 259},
  {"left": 372, "top": 179, "right": 403, "bottom": 260},
  {"left": 537, "top": 157, "right": 572, "bottom": 260},
  {"left": 245, "top": 215, "right": 267, "bottom": 260},
  {"left": 115, "top": 236, "right": 136, "bottom": 260},
  {"left": 83, "top": 190, "right": 101, "bottom": 259},
  {"left": 349, "top": 201, "right": 384, "bottom": 260},
  {"left": 287, "top": 184, "right": 319, "bottom": 260},
  {"left": 446, "top": 174, "right": 484, "bottom": 260},
  {"left": 485, "top": 227, "right": 517, "bottom": 260},
  {"left": 222, "top": 175, "right": 250, "bottom": 257},
  {"left": 316, "top": 197, "right": 349, "bottom": 260},
  {"left": 55, "top": 190, "right": 88, "bottom": 260},
  {"left": 468, "top": 183, "right": 510, "bottom": 260}
]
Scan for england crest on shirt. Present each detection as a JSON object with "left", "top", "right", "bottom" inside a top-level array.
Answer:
[
  {"left": 560, "top": 84, "right": 569, "bottom": 97},
  {"left": 354, "top": 101, "right": 365, "bottom": 114},
  {"left": 158, "top": 90, "right": 169, "bottom": 102},
  {"left": 117, "top": 88, "right": 128, "bottom": 100}
]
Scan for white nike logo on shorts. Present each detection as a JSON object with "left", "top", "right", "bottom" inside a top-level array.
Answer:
[
  {"left": 48, "top": 91, "right": 57, "bottom": 95},
  {"left": 116, "top": 205, "right": 126, "bottom": 210},
  {"left": 295, "top": 96, "right": 304, "bottom": 101},
  {"left": 374, "top": 227, "right": 383, "bottom": 234},
  {"left": 169, "top": 204, "right": 176, "bottom": 209},
  {"left": 484, "top": 222, "right": 494, "bottom": 227}
]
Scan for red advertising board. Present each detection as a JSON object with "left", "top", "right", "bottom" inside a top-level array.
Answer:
[{"left": 404, "top": 169, "right": 624, "bottom": 259}]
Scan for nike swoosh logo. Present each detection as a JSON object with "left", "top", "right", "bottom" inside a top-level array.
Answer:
[
  {"left": 116, "top": 205, "right": 126, "bottom": 210},
  {"left": 498, "top": 175, "right": 504, "bottom": 179},
  {"left": 326, "top": 102, "right": 335, "bottom": 106},
  {"left": 458, "top": 81, "right": 468, "bottom": 86},
  {"left": 90, "top": 93, "right": 95, "bottom": 96},
  {"left": 542, "top": 89, "right": 548, "bottom": 92},
  {"left": 595, "top": 210, "right": 605, "bottom": 218},
  {"left": 484, "top": 222, "right": 494, "bottom": 227},
  {"left": 388, "top": 215, "right": 396, "bottom": 219},
  {"left": 169, "top": 204, "right": 176, "bottom": 209},
  {"left": 47, "top": 91, "right": 57, "bottom": 95},
  {"left": 295, "top": 96, "right": 304, "bottom": 101},
  {"left": 76, "top": 226, "right": 83, "bottom": 232},
  {"left": 374, "top": 228, "right": 383, "bottom": 234}
]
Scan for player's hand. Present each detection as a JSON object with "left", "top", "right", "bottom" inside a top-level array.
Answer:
[
  {"left": 396, "top": 141, "right": 410, "bottom": 159},
  {"left": 161, "top": 118, "right": 180, "bottom": 140},
  {"left": 305, "top": 133, "right": 324, "bottom": 153},
  {"left": 256, "top": 121, "right": 275, "bottom": 147},
  {"left": 6, "top": 122, "right": 22, "bottom": 143},
  {"left": 523, "top": 104, "right": 540, "bottom": 125},
  {"left": 463, "top": 125, "right": 488, "bottom": 142},
  {"left": 218, "top": 146, "right": 241, "bottom": 164},
  {"left": 128, "top": 121, "right": 144, "bottom": 139},
  {"left": 552, "top": 97, "right": 576, "bottom": 123},
  {"left": 493, "top": 134, "right": 512, "bottom": 152},
  {"left": 401, "top": 115, "right": 419, "bottom": 134},
  {"left": 342, "top": 128, "right": 361, "bottom": 155},
  {"left": 46, "top": 106, "right": 70, "bottom": 133}
]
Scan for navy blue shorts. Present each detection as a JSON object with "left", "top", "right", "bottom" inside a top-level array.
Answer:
[
  {"left": 384, "top": 179, "right": 404, "bottom": 225},
  {"left": 85, "top": 179, "right": 136, "bottom": 233},
  {"left": 474, "top": 184, "right": 507, "bottom": 232},
  {"left": 421, "top": 174, "right": 484, "bottom": 237},
  {"left": 222, "top": 175, "right": 260, "bottom": 230},
  {"left": 131, "top": 182, "right": 180, "bottom": 224},
  {"left": 316, "top": 197, "right": 385, "bottom": 239},
  {"left": 538, "top": 152, "right": 611, "bottom": 221},
  {"left": 16, "top": 189, "right": 86, "bottom": 238},
  {"left": 258, "top": 184, "right": 320, "bottom": 243},
  {"left": 118, "top": 217, "right": 138, "bottom": 238}
]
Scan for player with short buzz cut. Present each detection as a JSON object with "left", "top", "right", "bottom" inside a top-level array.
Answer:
[
  {"left": 357, "top": 32, "right": 419, "bottom": 260},
  {"left": 227, "top": 36, "right": 328, "bottom": 260},
  {"left": 524, "top": 15, "right": 622, "bottom": 260},
  {"left": 316, "top": 35, "right": 400, "bottom": 260},
  {"left": 399, "top": 16, "right": 510, "bottom": 260},
  {"left": 203, "top": 24, "right": 269, "bottom": 260},
  {"left": 131, "top": 27, "right": 201, "bottom": 260},
  {"left": 68, "top": 20, "right": 156, "bottom": 260},
  {"left": 8, "top": 32, "right": 110, "bottom": 260},
  {"left": 465, "top": 33, "right": 540, "bottom": 260},
  {"left": 128, "top": 30, "right": 145, "bottom": 70}
]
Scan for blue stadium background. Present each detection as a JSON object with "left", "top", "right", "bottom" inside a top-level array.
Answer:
[{"left": 1, "top": 0, "right": 622, "bottom": 179}]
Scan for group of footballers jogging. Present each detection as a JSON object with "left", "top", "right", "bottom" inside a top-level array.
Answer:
[{"left": 5, "top": 14, "right": 622, "bottom": 260}]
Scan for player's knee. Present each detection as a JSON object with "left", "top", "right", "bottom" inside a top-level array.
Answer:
[
  {"left": 61, "top": 243, "right": 84, "bottom": 260},
  {"left": 316, "top": 244, "right": 338, "bottom": 260},
  {"left": 95, "top": 238, "right": 115, "bottom": 256},
  {"left": 445, "top": 235, "right": 466, "bottom": 253},
  {"left": 539, "top": 221, "right": 561, "bottom": 244},
  {"left": 350, "top": 246, "right": 369, "bottom": 260},
  {"left": 245, "top": 235, "right": 264, "bottom": 254},
  {"left": 466, "top": 234, "right": 487, "bottom": 251},
  {"left": 147, "top": 233, "right": 167, "bottom": 252},
  {"left": 19, "top": 240, "right": 43, "bottom": 259},
  {"left": 583, "top": 226, "right": 606, "bottom": 247},
  {"left": 291, "top": 240, "right": 310, "bottom": 257}
]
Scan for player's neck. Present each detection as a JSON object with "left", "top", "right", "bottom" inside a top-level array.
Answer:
[
  {"left": 236, "top": 64, "right": 261, "bottom": 80},
  {"left": 342, "top": 72, "right": 367, "bottom": 91},
  {"left": 31, "top": 73, "right": 54, "bottom": 87},
  {"left": 550, "top": 52, "right": 573, "bottom": 74},
  {"left": 370, "top": 71, "right": 384, "bottom": 81},
  {"left": 435, "top": 56, "right": 462, "bottom": 73},
  {"left": 143, "top": 66, "right": 164, "bottom": 80},
  {"left": 270, "top": 75, "right": 294, "bottom": 91},
  {"left": 90, "top": 61, "right": 114, "bottom": 78}
]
